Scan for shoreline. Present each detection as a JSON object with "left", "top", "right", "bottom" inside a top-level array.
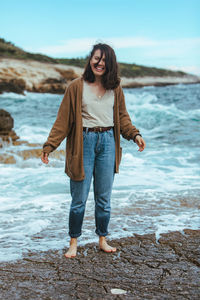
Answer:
[
  {"left": 0, "top": 58, "right": 200, "bottom": 94},
  {"left": 0, "top": 229, "right": 199, "bottom": 299},
  {"left": 121, "top": 75, "right": 200, "bottom": 88}
]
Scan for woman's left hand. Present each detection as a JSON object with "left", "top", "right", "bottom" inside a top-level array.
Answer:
[{"left": 135, "top": 136, "right": 146, "bottom": 152}]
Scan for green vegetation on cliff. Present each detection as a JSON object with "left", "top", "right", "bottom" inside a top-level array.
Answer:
[
  {"left": 0, "top": 38, "right": 55, "bottom": 63},
  {"left": 0, "top": 37, "right": 186, "bottom": 78},
  {"left": 118, "top": 62, "right": 186, "bottom": 77}
]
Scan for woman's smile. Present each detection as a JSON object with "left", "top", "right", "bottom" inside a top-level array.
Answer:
[{"left": 95, "top": 66, "right": 105, "bottom": 72}]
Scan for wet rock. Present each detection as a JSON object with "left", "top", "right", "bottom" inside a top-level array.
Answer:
[
  {"left": 0, "top": 153, "right": 16, "bottom": 164},
  {"left": 0, "top": 230, "right": 199, "bottom": 299},
  {"left": 0, "top": 147, "right": 65, "bottom": 164},
  {"left": 12, "top": 140, "right": 40, "bottom": 147},
  {"left": 6, "top": 129, "right": 19, "bottom": 141},
  {"left": 0, "top": 130, "right": 19, "bottom": 144},
  {"left": 0, "top": 109, "right": 13, "bottom": 130},
  {"left": 32, "top": 78, "right": 67, "bottom": 94},
  {"left": 0, "top": 109, "right": 19, "bottom": 147},
  {"left": 0, "top": 78, "right": 26, "bottom": 94},
  {"left": 16, "top": 148, "right": 42, "bottom": 160},
  {"left": 16, "top": 148, "right": 65, "bottom": 160},
  {"left": 32, "top": 83, "right": 66, "bottom": 94}
]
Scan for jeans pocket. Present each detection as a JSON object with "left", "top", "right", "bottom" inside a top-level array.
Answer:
[{"left": 107, "top": 128, "right": 114, "bottom": 137}]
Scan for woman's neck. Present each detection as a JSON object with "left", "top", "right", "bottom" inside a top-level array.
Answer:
[{"left": 94, "top": 76, "right": 102, "bottom": 85}]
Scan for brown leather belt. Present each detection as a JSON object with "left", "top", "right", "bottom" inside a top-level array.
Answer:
[{"left": 83, "top": 126, "right": 113, "bottom": 132}]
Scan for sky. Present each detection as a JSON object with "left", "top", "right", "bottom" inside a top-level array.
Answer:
[{"left": 1, "top": 0, "right": 200, "bottom": 75}]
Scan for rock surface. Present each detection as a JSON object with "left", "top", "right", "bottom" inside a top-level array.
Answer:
[
  {"left": 0, "top": 58, "right": 199, "bottom": 94},
  {"left": 0, "top": 229, "right": 199, "bottom": 299}
]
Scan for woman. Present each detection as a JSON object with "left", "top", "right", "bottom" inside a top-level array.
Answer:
[{"left": 41, "top": 43, "right": 146, "bottom": 258}]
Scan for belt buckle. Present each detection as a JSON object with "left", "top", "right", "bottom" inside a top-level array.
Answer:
[{"left": 94, "top": 127, "right": 102, "bottom": 132}]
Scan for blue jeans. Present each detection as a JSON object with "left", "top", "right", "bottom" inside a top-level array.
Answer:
[{"left": 69, "top": 128, "right": 115, "bottom": 238}]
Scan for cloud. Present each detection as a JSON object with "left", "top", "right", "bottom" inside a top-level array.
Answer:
[
  {"left": 29, "top": 37, "right": 159, "bottom": 56},
  {"left": 142, "top": 38, "right": 200, "bottom": 58},
  {"left": 106, "top": 37, "right": 158, "bottom": 48},
  {"left": 37, "top": 38, "right": 97, "bottom": 55},
  {"left": 37, "top": 37, "right": 157, "bottom": 56},
  {"left": 34, "top": 37, "right": 200, "bottom": 56}
]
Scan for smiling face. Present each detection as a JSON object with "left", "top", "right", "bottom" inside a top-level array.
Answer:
[{"left": 90, "top": 49, "right": 106, "bottom": 78}]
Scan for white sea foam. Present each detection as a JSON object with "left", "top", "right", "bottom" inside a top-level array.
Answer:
[
  {"left": 0, "top": 92, "right": 26, "bottom": 99},
  {"left": 155, "top": 212, "right": 200, "bottom": 242},
  {"left": 26, "top": 219, "right": 51, "bottom": 235},
  {"left": 16, "top": 124, "right": 48, "bottom": 143}
]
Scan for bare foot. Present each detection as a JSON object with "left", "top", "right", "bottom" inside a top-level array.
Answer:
[
  {"left": 64, "top": 238, "right": 77, "bottom": 258},
  {"left": 99, "top": 236, "right": 117, "bottom": 253}
]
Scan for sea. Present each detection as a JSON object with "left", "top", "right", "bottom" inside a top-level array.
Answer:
[{"left": 0, "top": 83, "right": 199, "bottom": 262}]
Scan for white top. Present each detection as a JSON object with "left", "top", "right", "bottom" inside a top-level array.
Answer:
[{"left": 82, "top": 81, "right": 114, "bottom": 128}]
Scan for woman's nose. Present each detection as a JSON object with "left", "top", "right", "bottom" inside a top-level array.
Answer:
[{"left": 98, "top": 58, "right": 104, "bottom": 65}]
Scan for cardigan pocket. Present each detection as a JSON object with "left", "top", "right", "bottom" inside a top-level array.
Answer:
[
  {"left": 119, "top": 147, "right": 122, "bottom": 165},
  {"left": 68, "top": 154, "right": 78, "bottom": 170}
]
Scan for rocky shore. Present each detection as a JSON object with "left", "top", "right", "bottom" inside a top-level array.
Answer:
[
  {"left": 0, "top": 109, "right": 44, "bottom": 163},
  {"left": 0, "top": 229, "right": 199, "bottom": 299},
  {"left": 0, "top": 58, "right": 200, "bottom": 94}
]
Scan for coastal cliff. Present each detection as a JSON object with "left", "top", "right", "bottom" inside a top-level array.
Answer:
[
  {"left": 0, "top": 58, "right": 199, "bottom": 95},
  {"left": 0, "top": 58, "right": 81, "bottom": 94},
  {"left": 0, "top": 38, "right": 200, "bottom": 94}
]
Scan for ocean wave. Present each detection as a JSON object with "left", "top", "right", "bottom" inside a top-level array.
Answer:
[{"left": 124, "top": 92, "right": 200, "bottom": 132}]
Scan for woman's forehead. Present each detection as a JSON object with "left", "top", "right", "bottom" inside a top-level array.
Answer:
[{"left": 93, "top": 49, "right": 105, "bottom": 57}]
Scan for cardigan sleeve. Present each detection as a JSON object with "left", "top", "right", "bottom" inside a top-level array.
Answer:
[
  {"left": 118, "top": 86, "right": 140, "bottom": 141},
  {"left": 43, "top": 85, "right": 74, "bottom": 154}
]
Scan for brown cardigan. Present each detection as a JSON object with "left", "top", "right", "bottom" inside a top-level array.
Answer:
[{"left": 43, "top": 77, "right": 140, "bottom": 181}]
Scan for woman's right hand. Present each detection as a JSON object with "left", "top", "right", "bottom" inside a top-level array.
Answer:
[{"left": 41, "top": 152, "right": 49, "bottom": 164}]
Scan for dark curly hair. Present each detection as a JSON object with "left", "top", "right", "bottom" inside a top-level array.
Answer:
[{"left": 83, "top": 43, "right": 120, "bottom": 90}]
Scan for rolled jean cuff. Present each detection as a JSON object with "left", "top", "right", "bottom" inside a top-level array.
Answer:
[
  {"left": 95, "top": 229, "right": 109, "bottom": 237},
  {"left": 69, "top": 232, "right": 82, "bottom": 238}
]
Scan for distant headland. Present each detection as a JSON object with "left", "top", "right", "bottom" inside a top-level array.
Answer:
[{"left": 0, "top": 38, "right": 199, "bottom": 94}]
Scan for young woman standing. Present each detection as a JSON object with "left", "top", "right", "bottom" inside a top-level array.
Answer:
[{"left": 41, "top": 43, "right": 146, "bottom": 258}]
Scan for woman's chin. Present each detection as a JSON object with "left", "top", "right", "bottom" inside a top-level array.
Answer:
[{"left": 94, "top": 71, "right": 105, "bottom": 77}]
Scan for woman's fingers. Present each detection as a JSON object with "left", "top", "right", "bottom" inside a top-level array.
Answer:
[
  {"left": 140, "top": 139, "right": 146, "bottom": 150},
  {"left": 41, "top": 152, "right": 49, "bottom": 164},
  {"left": 136, "top": 136, "right": 146, "bottom": 152}
]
